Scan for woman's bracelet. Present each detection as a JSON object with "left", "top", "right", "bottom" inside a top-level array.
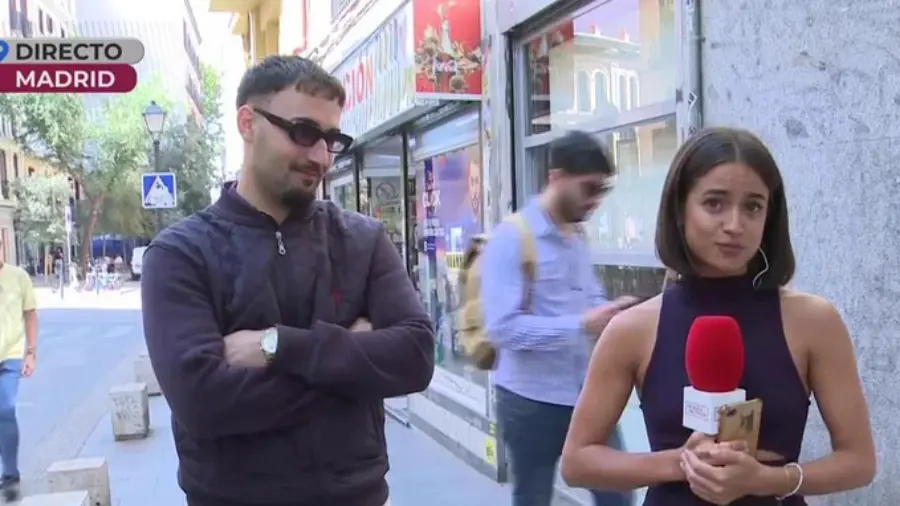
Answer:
[{"left": 775, "top": 462, "right": 803, "bottom": 500}]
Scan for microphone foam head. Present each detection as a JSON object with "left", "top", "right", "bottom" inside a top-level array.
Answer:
[{"left": 685, "top": 315, "right": 744, "bottom": 393}]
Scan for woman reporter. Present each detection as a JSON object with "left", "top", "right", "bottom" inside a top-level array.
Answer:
[{"left": 560, "top": 127, "right": 875, "bottom": 505}]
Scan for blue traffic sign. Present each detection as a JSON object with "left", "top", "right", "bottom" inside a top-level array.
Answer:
[{"left": 141, "top": 172, "right": 177, "bottom": 209}]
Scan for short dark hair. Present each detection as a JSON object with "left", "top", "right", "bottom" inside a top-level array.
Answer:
[
  {"left": 236, "top": 55, "right": 346, "bottom": 109},
  {"left": 549, "top": 130, "right": 615, "bottom": 176},
  {"left": 655, "top": 127, "right": 795, "bottom": 288}
]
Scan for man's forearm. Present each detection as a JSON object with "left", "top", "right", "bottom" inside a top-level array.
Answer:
[
  {"left": 272, "top": 319, "right": 435, "bottom": 398},
  {"left": 23, "top": 310, "right": 37, "bottom": 352}
]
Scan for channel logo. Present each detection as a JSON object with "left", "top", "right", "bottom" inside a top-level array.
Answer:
[{"left": 0, "top": 38, "right": 144, "bottom": 93}]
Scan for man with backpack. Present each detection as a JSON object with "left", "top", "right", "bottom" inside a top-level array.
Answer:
[{"left": 471, "top": 131, "right": 637, "bottom": 506}]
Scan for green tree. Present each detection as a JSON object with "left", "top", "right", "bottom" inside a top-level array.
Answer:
[
  {"left": 201, "top": 62, "right": 225, "bottom": 169},
  {"left": 0, "top": 79, "right": 170, "bottom": 268},
  {"left": 11, "top": 173, "right": 71, "bottom": 246},
  {"left": 93, "top": 170, "right": 154, "bottom": 238},
  {"left": 154, "top": 63, "right": 226, "bottom": 220}
]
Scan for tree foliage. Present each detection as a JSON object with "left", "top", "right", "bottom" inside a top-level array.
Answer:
[
  {"left": 0, "top": 66, "right": 225, "bottom": 265},
  {"left": 0, "top": 78, "right": 170, "bottom": 267},
  {"left": 11, "top": 173, "right": 71, "bottom": 246},
  {"left": 144, "top": 64, "right": 225, "bottom": 228}
]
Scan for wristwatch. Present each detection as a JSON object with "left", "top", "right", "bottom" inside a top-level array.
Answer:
[{"left": 260, "top": 327, "right": 279, "bottom": 363}]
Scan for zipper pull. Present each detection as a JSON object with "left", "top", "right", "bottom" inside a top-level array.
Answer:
[{"left": 275, "top": 231, "right": 286, "bottom": 255}]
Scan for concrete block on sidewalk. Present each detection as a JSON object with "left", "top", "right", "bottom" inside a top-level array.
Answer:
[
  {"left": 46, "top": 457, "right": 110, "bottom": 506},
  {"left": 108, "top": 382, "right": 150, "bottom": 440},
  {"left": 20, "top": 491, "right": 90, "bottom": 506},
  {"left": 133, "top": 354, "right": 160, "bottom": 396}
]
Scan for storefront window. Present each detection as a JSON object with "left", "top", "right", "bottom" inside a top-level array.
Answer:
[
  {"left": 522, "top": 118, "right": 676, "bottom": 264},
  {"left": 360, "top": 135, "right": 406, "bottom": 260},
  {"left": 416, "top": 143, "right": 485, "bottom": 385},
  {"left": 326, "top": 157, "right": 358, "bottom": 211},
  {"left": 332, "top": 180, "right": 357, "bottom": 211},
  {"left": 523, "top": 0, "right": 676, "bottom": 135},
  {"left": 597, "top": 264, "right": 668, "bottom": 299}
]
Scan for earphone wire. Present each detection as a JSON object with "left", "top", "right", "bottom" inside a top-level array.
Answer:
[{"left": 752, "top": 248, "right": 769, "bottom": 289}]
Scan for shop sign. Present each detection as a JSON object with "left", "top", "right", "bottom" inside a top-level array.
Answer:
[
  {"left": 411, "top": 0, "right": 483, "bottom": 100},
  {"left": 332, "top": 4, "right": 416, "bottom": 139}
]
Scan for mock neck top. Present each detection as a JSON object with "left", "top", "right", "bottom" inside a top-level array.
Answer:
[{"left": 640, "top": 275, "right": 810, "bottom": 506}]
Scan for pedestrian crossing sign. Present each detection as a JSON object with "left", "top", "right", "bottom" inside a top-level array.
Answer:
[{"left": 141, "top": 172, "right": 177, "bottom": 209}]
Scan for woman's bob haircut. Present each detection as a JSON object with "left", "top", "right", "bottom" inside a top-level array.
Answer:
[{"left": 654, "top": 127, "right": 795, "bottom": 289}]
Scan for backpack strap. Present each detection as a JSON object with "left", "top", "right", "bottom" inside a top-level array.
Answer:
[{"left": 506, "top": 213, "right": 537, "bottom": 311}]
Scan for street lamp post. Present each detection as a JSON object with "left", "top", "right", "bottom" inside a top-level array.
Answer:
[{"left": 142, "top": 101, "right": 167, "bottom": 234}]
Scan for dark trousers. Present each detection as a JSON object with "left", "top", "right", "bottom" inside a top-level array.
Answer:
[{"left": 496, "top": 386, "right": 632, "bottom": 506}]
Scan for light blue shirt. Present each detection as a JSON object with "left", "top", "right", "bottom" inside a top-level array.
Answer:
[{"left": 481, "top": 198, "right": 608, "bottom": 406}]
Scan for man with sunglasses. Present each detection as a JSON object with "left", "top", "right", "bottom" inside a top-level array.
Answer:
[
  {"left": 479, "top": 130, "right": 637, "bottom": 506},
  {"left": 141, "top": 55, "right": 434, "bottom": 506}
]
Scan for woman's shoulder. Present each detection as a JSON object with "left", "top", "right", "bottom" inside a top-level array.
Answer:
[
  {"left": 781, "top": 287, "right": 840, "bottom": 315},
  {"left": 780, "top": 288, "right": 846, "bottom": 334},
  {"left": 604, "top": 294, "right": 663, "bottom": 340}
]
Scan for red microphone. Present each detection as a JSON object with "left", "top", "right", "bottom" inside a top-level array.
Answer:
[{"left": 682, "top": 316, "right": 747, "bottom": 434}]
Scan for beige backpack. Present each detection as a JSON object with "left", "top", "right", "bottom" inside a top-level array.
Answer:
[{"left": 458, "top": 213, "right": 537, "bottom": 370}]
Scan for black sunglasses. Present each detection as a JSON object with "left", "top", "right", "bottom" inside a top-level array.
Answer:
[{"left": 253, "top": 108, "right": 354, "bottom": 154}]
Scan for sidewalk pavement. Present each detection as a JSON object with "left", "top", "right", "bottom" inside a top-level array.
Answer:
[
  {"left": 72, "top": 396, "right": 510, "bottom": 506},
  {"left": 35, "top": 285, "right": 141, "bottom": 310}
]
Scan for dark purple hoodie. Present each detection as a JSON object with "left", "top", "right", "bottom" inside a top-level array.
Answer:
[{"left": 141, "top": 188, "right": 435, "bottom": 506}]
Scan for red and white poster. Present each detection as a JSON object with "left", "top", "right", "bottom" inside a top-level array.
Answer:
[{"left": 411, "top": 0, "right": 482, "bottom": 100}]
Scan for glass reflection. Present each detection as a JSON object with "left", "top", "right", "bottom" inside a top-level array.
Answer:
[
  {"left": 327, "top": 156, "right": 357, "bottom": 211},
  {"left": 524, "top": 0, "right": 677, "bottom": 134},
  {"left": 415, "top": 144, "right": 486, "bottom": 386},
  {"left": 596, "top": 264, "right": 668, "bottom": 299},
  {"left": 589, "top": 118, "right": 676, "bottom": 255},
  {"left": 523, "top": 118, "right": 677, "bottom": 257},
  {"left": 361, "top": 136, "right": 405, "bottom": 259}
]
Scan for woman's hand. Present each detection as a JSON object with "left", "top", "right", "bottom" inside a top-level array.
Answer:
[
  {"left": 681, "top": 442, "right": 765, "bottom": 505},
  {"left": 681, "top": 432, "right": 718, "bottom": 455}
]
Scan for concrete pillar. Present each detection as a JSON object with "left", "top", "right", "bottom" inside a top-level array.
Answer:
[
  {"left": 133, "top": 354, "right": 160, "bottom": 396},
  {"left": 46, "top": 458, "right": 110, "bottom": 506},
  {"left": 20, "top": 491, "right": 90, "bottom": 506},
  {"left": 108, "top": 382, "right": 150, "bottom": 440}
]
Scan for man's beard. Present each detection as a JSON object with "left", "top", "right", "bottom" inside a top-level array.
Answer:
[
  {"left": 279, "top": 187, "right": 315, "bottom": 209},
  {"left": 275, "top": 162, "right": 324, "bottom": 210},
  {"left": 559, "top": 199, "right": 587, "bottom": 224}
]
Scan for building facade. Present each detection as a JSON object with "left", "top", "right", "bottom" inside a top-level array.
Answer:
[
  {"left": 297, "top": 0, "right": 507, "bottom": 484},
  {"left": 74, "top": 0, "right": 203, "bottom": 120},
  {"left": 203, "top": 0, "right": 900, "bottom": 503},
  {"left": 0, "top": 0, "right": 78, "bottom": 266},
  {"left": 209, "top": 0, "right": 308, "bottom": 66},
  {"left": 486, "top": 0, "right": 899, "bottom": 504}
]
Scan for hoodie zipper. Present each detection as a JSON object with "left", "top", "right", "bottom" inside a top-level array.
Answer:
[{"left": 275, "top": 231, "right": 286, "bottom": 255}]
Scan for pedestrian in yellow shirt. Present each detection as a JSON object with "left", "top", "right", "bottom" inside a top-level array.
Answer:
[{"left": 0, "top": 238, "right": 37, "bottom": 502}]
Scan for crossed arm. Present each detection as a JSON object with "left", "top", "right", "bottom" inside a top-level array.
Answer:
[{"left": 141, "top": 232, "right": 435, "bottom": 439}]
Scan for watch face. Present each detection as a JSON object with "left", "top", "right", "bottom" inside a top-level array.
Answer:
[{"left": 262, "top": 330, "right": 277, "bottom": 354}]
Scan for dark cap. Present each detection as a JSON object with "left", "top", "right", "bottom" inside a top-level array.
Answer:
[{"left": 549, "top": 130, "right": 615, "bottom": 176}]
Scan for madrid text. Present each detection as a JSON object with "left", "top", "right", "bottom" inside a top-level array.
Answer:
[{"left": 16, "top": 68, "right": 116, "bottom": 90}]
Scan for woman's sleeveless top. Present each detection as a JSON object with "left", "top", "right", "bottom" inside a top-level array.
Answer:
[{"left": 641, "top": 275, "right": 810, "bottom": 506}]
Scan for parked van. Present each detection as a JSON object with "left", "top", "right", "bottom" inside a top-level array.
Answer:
[{"left": 131, "top": 246, "right": 148, "bottom": 280}]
